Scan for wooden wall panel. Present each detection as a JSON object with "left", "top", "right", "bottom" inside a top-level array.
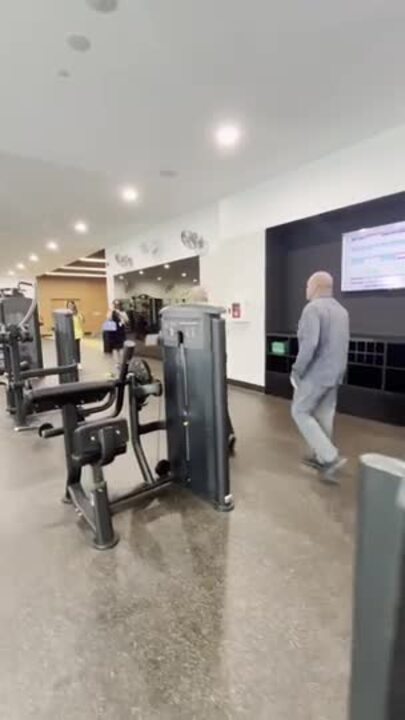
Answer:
[{"left": 37, "top": 276, "right": 108, "bottom": 335}]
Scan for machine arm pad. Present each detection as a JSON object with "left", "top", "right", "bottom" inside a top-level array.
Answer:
[{"left": 26, "top": 379, "right": 117, "bottom": 412}]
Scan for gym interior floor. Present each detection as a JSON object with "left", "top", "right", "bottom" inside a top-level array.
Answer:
[{"left": 1, "top": 339, "right": 404, "bottom": 720}]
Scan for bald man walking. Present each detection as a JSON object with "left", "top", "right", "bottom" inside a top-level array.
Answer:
[{"left": 291, "top": 271, "right": 349, "bottom": 483}]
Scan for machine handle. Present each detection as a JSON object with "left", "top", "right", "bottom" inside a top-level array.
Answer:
[
  {"left": 118, "top": 341, "right": 136, "bottom": 383},
  {"left": 112, "top": 341, "right": 136, "bottom": 417},
  {"left": 133, "top": 381, "right": 162, "bottom": 400},
  {"left": 22, "top": 363, "right": 77, "bottom": 380},
  {"left": 38, "top": 423, "right": 65, "bottom": 439},
  {"left": 80, "top": 391, "right": 116, "bottom": 417}
]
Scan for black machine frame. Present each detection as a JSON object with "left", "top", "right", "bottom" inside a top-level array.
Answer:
[
  {"left": 0, "top": 283, "right": 43, "bottom": 371},
  {"left": 27, "top": 343, "right": 198, "bottom": 548},
  {"left": 160, "top": 303, "right": 233, "bottom": 512},
  {"left": 0, "top": 299, "right": 77, "bottom": 430},
  {"left": 22, "top": 302, "right": 234, "bottom": 549},
  {"left": 28, "top": 306, "right": 234, "bottom": 549}
]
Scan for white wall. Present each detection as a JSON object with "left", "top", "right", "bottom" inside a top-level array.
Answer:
[
  {"left": 106, "top": 122, "right": 405, "bottom": 387},
  {"left": 201, "top": 232, "right": 265, "bottom": 386},
  {"left": 106, "top": 203, "right": 218, "bottom": 310},
  {"left": 0, "top": 276, "right": 35, "bottom": 296},
  {"left": 107, "top": 204, "right": 218, "bottom": 277},
  {"left": 0, "top": 276, "right": 18, "bottom": 290},
  {"left": 219, "top": 123, "right": 405, "bottom": 240}
]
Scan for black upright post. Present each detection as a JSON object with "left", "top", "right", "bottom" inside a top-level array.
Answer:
[
  {"left": 8, "top": 328, "right": 26, "bottom": 429},
  {"left": 211, "top": 317, "right": 233, "bottom": 510},
  {"left": 160, "top": 304, "right": 234, "bottom": 511},
  {"left": 53, "top": 310, "right": 78, "bottom": 383},
  {"left": 91, "top": 466, "right": 119, "bottom": 550},
  {"left": 350, "top": 453, "right": 405, "bottom": 720},
  {"left": 61, "top": 404, "right": 82, "bottom": 502}
]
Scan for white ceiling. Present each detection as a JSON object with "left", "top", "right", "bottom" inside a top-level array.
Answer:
[{"left": 1, "top": 0, "right": 405, "bottom": 276}]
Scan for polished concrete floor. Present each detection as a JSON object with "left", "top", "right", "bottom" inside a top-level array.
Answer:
[{"left": 1, "top": 340, "right": 405, "bottom": 720}]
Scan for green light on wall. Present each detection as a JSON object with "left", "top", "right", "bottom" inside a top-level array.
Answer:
[{"left": 271, "top": 341, "right": 287, "bottom": 356}]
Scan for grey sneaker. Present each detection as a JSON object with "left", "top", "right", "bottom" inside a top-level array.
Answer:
[
  {"left": 303, "top": 455, "right": 323, "bottom": 470},
  {"left": 320, "top": 456, "right": 347, "bottom": 484}
]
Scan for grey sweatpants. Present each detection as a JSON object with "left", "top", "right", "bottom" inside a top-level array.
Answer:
[{"left": 291, "top": 379, "right": 338, "bottom": 464}]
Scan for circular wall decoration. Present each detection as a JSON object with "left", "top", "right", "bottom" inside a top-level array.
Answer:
[{"left": 181, "top": 230, "right": 209, "bottom": 255}]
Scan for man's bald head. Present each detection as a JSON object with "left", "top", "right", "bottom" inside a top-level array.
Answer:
[{"left": 306, "top": 271, "right": 334, "bottom": 301}]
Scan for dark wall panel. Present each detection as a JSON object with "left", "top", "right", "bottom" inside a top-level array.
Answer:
[{"left": 266, "top": 192, "right": 405, "bottom": 337}]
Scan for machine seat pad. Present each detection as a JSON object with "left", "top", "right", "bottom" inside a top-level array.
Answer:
[{"left": 27, "top": 379, "right": 116, "bottom": 410}]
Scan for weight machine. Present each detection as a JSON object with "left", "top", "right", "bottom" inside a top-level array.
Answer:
[
  {"left": 0, "top": 286, "right": 77, "bottom": 429},
  {"left": 0, "top": 281, "right": 43, "bottom": 372},
  {"left": 26, "top": 304, "right": 234, "bottom": 549}
]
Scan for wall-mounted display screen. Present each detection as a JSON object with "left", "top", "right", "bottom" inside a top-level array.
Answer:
[{"left": 342, "top": 220, "right": 405, "bottom": 292}]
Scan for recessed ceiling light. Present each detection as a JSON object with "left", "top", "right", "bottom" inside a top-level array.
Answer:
[
  {"left": 181, "top": 272, "right": 187, "bottom": 278},
  {"left": 67, "top": 34, "right": 91, "bottom": 53},
  {"left": 16, "top": 263, "right": 25, "bottom": 271},
  {"left": 62, "top": 265, "right": 105, "bottom": 273},
  {"left": 87, "top": 0, "right": 119, "bottom": 12},
  {"left": 8, "top": 270, "right": 15, "bottom": 277},
  {"left": 120, "top": 186, "right": 139, "bottom": 203},
  {"left": 46, "top": 272, "right": 107, "bottom": 279},
  {"left": 164, "top": 264, "right": 170, "bottom": 269},
  {"left": 119, "top": 275, "right": 124, "bottom": 280},
  {"left": 46, "top": 240, "right": 59, "bottom": 251},
  {"left": 139, "top": 270, "right": 144, "bottom": 275},
  {"left": 29, "top": 253, "right": 39, "bottom": 262},
  {"left": 157, "top": 276, "right": 162, "bottom": 281},
  {"left": 74, "top": 220, "right": 89, "bottom": 234},
  {"left": 215, "top": 123, "right": 242, "bottom": 149},
  {"left": 193, "top": 278, "right": 198, "bottom": 283}
]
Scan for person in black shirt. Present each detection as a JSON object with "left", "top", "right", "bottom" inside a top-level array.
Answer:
[{"left": 107, "top": 300, "right": 128, "bottom": 370}]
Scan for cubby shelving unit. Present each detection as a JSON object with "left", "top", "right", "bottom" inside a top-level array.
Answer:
[{"left": 266, "top": 334, "right": 405, "bottom": 425}]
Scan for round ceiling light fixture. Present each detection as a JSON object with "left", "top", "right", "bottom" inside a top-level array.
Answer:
[
  {"left": 8, "top": 270, "right": 15, "bottom": 277},
  {"left": 181, "top": 272, "right": 187, "bottom": 278},
  {"left": 215, "top": 123, "right": 242, "bottom": 149},
  {"left": 120, "top": 185, "right": 139, "bottom": 203},
  {"left": 86, "top": 0, "right": 119, "bottom": 12},
  {"left": 157, "top": 276, "right": 162, "bottom": 281},
  {"left": 67, "top": 33, "right": 91, "bottom": 53},
  {"left": 16, "top": 262, "right": 26, "bottom": 271},
  {"left": 139, "top": 270, "right": 144, "bottom": 275},
  {"left": 164, "top": 264, "right": 170, "bottom": 269},
  {"left": 73, "top": 220, "right": 89, "bottom": 234},
  {"left": 46, "top": 240, "right": 59, "bottom": 251},
  {"left": 29, "top": 253, "right": 39, "bottom": 262}
]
